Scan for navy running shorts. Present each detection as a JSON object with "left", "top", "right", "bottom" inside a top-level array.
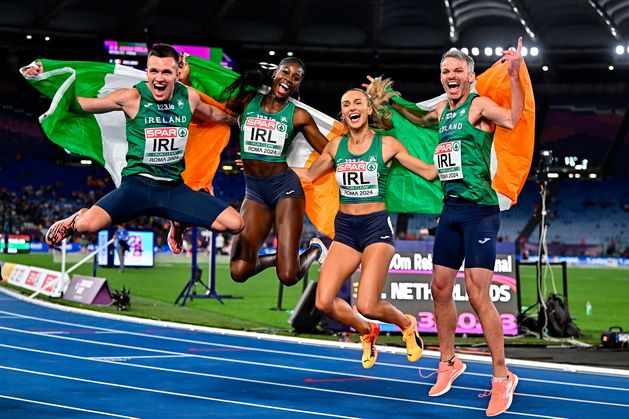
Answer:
[
  {"left": 95, "top": 175, "right": 228, "bottom": 228},
  {"left": 244, "top": 168, "right": 305, "bottom": 209},
  {"left": 432, "top": 197, "right": 500, "bottom": 270},
  {"left": 334, "top": 210, "right": 395, "bottom": 252}
]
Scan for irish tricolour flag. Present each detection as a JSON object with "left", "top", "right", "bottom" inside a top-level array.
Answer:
[
  {"left": 388, "top": 58, "right": 536, "bottom": 211},
  {"left": 21, "top": 56, "right": 533, "bottom": 239},
  {"left": 21, "top": 60, "right": 145, "bottom": 187}
]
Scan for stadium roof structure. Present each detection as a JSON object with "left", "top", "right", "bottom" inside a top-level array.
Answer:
[{"left": 2, "top": 0, "right": 629, "bottom": 75}]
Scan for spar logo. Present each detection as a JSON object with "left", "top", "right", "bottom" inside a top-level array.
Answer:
[
  {"left": 145, "top": 127, "right": 188, "bottom": 138},
  {"left": 337, "top": 162, "right": 366, "bottom": 172},
  {"left": 435, "top": 143, "right": 453, "bottom": 154},
  {"left": 245, "top": 118, "right": 277, "bottom": 130}
]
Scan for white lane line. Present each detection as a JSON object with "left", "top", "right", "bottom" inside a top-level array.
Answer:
[
  {"left": 3, "top": 326, "right": 629, "bottom": 409},
  {"left": 0, "top": 365, "right": 358, "bottom": 419},
  {"left": 1, "top": 311, "right": 628, "bottom": 393},
  {"left": 2, "top": 288, "right": 628, "bottom": 378},
  {"left": 0, "top": 394, "right": 139, "bottom": 418},
  {"left": 89, "top": 355, "right": 192, "bottom": 361},
  {"left": 1, "top": 341, "right": 619, "bottom": 414},
  {"left": 0, "top": 352, "right": 563, "bottom": 419}
]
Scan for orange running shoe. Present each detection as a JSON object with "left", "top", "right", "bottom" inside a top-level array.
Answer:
[
  {"left": 428, "top": 355, "right": 467, "bottom": 397},
  {"left": 45, "top": 209, "right": 85, "bottom": 246},
  {"left": 401, "top": 314, "right": 424, "bottom": 362},
  {"left": 360, "top": 322, "right": 380, "bottom": 369},
  {"left": 483, "top": 371, "right": 519, "bottom": 417},
  {"left": 167, "top": 221, "right": 185, "bottom": 254}
]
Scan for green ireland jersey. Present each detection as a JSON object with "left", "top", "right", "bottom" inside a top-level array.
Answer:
[
  {"left": 435, "top": 93, "right": 498, "bottom": 205},
  {"left": 239, "top": 93, "right": 296, "bottom": 162},
  {"left": 334, "top": 134, "right": 389, "bottom": 204},
  {"left": 122, "top": 82, "right": 192, "bottom": 180}
]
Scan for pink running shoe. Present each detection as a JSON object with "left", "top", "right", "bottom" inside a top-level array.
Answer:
[
  {"left": 167, "top": 221, "right": 185, "bottom": 255},
  {"left": 482, "top": 370, "right": 519, "bottom": 416},
  {"left": 427, "top": 355, "right": 467, "bottom": 397}
]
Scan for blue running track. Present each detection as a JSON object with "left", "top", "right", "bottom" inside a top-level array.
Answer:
[{"left": 0, "top": 288, "right": 627, "bottom": 418}]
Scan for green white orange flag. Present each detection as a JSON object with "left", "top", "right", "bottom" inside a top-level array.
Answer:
[
  {"left": 20, "top": 56, "right": 532, "bottom": 240},
  {"left": 19, "top": 58, "right": 231, "bottom": 193},
  {"left": 389, "top": 58, "right": 535, "bottom": 211}
]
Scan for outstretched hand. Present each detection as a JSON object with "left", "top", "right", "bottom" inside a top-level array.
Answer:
[
  {"left": 21, "top": 61, "right": 43, "bottom": 77},
  {"left": 501, "top": 37, "right": 523, "bottom": 77},
  {"left": 361, "top": 75, "right": 378, "bottom": 90}
]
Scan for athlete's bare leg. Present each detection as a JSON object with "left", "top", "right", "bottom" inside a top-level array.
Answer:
[
  {"left": 355, "top": 243, "right": 412, "bottom": 330},
  {"left": 465, "top": 267, "right": 507, "bottom": 377},
  {"left": 315, "top": 241, "right": 371, "bottom": 334},
  {"left": 230, "top": 199, "right": 274, "bottom": 282},
  {"left": 431, "top": 264, "right": 459, "bottom": 362}
]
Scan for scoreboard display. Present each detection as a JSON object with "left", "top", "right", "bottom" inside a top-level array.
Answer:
[
  {"left": 104, "top": 40, "right": 235, "bottom": 69},
  {"left": 0, "top": 234, "right": 31, "bottom": 254}
]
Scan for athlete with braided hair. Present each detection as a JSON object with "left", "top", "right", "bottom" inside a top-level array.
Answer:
[{"left": 169, "top": 58, "right": 328, "bottom": 286}]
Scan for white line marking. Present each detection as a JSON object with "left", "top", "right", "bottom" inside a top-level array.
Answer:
[
  {"left": 1, "top": 340, "right": 622, "bottom": 413},
  {"left": 0, "top": 365, "right": 359, "bottom": 418},
  {"left": 1, "top": 309, "right": 628, "bottom": 393},
  {"left": 0, "top": 350, "right": 565, "bottom": 419},
  {"left": 2, "top": 286, "right": 628, "bottom": 378},
  {"left": 89, "top": 355, "right": 192, "bottom": 361},
  {"left": 0, "top": 394, "right": 139, "bottom": 418}
]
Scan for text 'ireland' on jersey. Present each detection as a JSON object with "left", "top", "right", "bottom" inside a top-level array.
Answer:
[{"left": 122, "top": 82, "right": 192, "bottom": 181}]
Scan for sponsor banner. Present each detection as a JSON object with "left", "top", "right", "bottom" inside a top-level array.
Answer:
[
  {"left": 5, "top": 263, "right": 68, "bottom": 297},
  {"left": 1, "top": 263, "right": 17, "bottom": 282},
  {"left": 350, "top": 240, "right": 518, "bottom": 336}
]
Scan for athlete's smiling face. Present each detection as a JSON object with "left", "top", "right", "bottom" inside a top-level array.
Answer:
[
  {"left": 146, "top": 55, "right": 179, "bottom": 102},
  {"left": 271, "top": 61, "right": 303, "bottom": 100},
  {"left": 340, "top": 89, "right": 372, "bottom": 130},
  {"left": 440, "top": 57, "right": 475, "bottom": 102}
]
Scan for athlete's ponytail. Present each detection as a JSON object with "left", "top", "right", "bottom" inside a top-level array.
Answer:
[
  {"left": 221, "top": 68, "right": 268, "bottom": 115},
  {"left": 365, "top": 78, "right": 400, "bottom": 131},
  {"left": 222, "top": 58, "right": 306, "bottom": 115}
]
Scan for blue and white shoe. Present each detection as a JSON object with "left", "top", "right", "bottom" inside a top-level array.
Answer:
[{"left": 309, "top": 238, "right": 328, "bottom": 264}]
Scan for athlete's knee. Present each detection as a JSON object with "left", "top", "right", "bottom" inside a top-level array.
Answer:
[
  {"left": 431, "top": 280, "right": 453, "bottom": 302},
  {"left": 229, "top": 262, "right": 252, "bottom": 283},
  {"left": 217, "top": 208, "right": 245, "bottom": 234},
  {"left": 277, "top": 270, "right": 299, "bottom": 287},
  {"left": 315, "top": 297, "right": 333, "bottom": 316},
  {"left": 356, "top": 300, "right": 378, "bottom": 319},
  {"left": 76, "top": 212, "right": 105, "bottom": 233},
  {"left": 227, "top": 214, "right": 245, "bottom": 234},
  {"left": 275, "top": 259, "right": 300, "bottom": 286}
]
